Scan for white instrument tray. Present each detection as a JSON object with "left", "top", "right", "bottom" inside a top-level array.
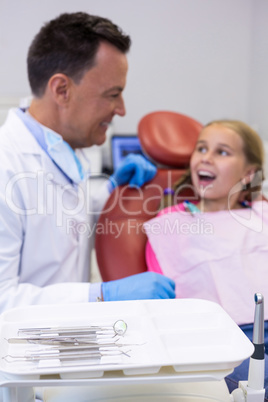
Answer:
[{"left": 0, "top": 299, "right": 254, "bottom": 382}]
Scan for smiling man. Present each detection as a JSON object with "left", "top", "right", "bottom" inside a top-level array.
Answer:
[
  {"left": 0, "top": 12, "right": 176, "bottom": 317},
  {"left": 28, "top": 39, "right": 128, "bottom": 149}
]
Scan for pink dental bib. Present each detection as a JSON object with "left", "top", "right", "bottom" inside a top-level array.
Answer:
[{"left": 144, "top": 201, "right": 268, "bottom": 324}]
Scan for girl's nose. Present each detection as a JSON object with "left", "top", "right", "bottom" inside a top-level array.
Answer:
[{"left": 201, "top": 151, "right": 213, "bottom": 163}]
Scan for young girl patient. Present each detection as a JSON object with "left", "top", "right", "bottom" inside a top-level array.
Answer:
[{"left": 144, "top": 119, "right": 268, "bottom": 396}]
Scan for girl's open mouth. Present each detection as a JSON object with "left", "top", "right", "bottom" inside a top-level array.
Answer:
[{"left": 197, "top": 170, "right": 216, "bottom": 185}]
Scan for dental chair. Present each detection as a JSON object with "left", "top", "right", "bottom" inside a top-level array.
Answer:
[{"left": 95, "top": 110, "right": 203, "bottom": 281}]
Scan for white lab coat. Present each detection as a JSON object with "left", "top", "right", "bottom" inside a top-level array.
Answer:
[{"left": 0, "top": 109, "right": 109, "bottom": 313}]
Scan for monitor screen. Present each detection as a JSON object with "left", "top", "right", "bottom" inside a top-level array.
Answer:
[{"left": 111, "top": 135, "right": 146, "bottom": 171}]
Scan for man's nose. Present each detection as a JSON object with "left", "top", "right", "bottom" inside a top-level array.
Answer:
[{"left": 114, "top": 96, "right": 126, "bottom": 117}]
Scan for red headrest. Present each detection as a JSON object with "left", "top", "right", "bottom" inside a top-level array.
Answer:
[{"left": 138, "top": 111, "right": 203, "bottom": 168}]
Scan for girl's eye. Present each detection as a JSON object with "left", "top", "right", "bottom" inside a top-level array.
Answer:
[
  {"left": 197, "top": 146, "right": 207, "bottom": 153},
  {"left": 218, "top": 149, "right": 229, "bottom": 156}
]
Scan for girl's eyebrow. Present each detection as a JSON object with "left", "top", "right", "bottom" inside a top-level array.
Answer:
[
  {"left": 196, "top": 140, "right": 235, "bottom": 151},
  {"left": 217, "top": 143, "right": 235, "bottom": 151}
]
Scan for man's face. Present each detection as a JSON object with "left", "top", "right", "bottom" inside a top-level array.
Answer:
[{"left": 63, "top": 41, "right": 128, "bottom": 149}]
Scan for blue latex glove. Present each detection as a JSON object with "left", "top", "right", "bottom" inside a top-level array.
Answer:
[
  {"left": 109, "top": 154, "right": 156, "bottom": 190},
  {"left": 101, "top": 272, "right": 176, "bottom": 301}
]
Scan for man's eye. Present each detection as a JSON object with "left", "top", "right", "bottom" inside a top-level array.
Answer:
[{"left": 110, "top": 93, "right": 119, "bottom": 98}]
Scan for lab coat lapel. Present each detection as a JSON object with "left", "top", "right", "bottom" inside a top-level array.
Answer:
[
  {"left": 40, "top": 152, "right": 75, "bottom": 189},
  {"left": 76, "top": 178, "right": 91, "bottom": 282},
  {"left": 5, "top": 109, "right": 76, "bottom": 190}
]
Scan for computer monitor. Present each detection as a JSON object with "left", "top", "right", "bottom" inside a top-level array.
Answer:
[{"left": 111, "top": 135, "right": 147, "bottom": 171}]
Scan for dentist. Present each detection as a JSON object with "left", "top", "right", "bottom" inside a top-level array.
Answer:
[{"left": 0, "top": 12, "right": 175, "bottom": 313}]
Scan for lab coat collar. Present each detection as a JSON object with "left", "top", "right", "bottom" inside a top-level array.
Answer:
[
  {"left": 4, "top": 109, "right": 77, "bottom": 190},
  {"left": 5, "top": 108, "right": 42, "bottom": 154}
]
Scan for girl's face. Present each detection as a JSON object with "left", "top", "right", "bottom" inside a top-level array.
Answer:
[{"left": 190, "top": 124, "right": 254, "bottom": 211}]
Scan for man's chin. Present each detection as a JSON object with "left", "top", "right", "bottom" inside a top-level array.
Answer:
[
  {"left": 95, "top": 133, "right": 107, "bottom": 146},
  {"left": 88, "top": 134, "right": 107, "bottom": 148}
]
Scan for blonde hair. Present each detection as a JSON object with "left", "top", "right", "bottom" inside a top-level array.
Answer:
[{"left": 162, "top": 119, "right": 265, "bottom": 208}]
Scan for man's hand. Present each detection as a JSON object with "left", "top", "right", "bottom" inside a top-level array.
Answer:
[
  {"left": 101, "top": 272, "right": 176, "bottom": 301},
  {"left": 109, "top": 154, "right": 156, "bottom": 190}
]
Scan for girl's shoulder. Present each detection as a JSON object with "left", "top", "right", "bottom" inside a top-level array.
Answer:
[{"left": 157, "top": 202, "right": 186, "bottom": 217}]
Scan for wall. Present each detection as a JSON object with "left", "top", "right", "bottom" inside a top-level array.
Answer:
[
  {"left": 249, "top": 0, "right": 268, "bottom": 139},
  {"left": 0, "top": 1, "right": 254, "bottom": 123}
]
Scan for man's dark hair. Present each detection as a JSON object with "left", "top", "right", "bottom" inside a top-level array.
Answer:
[{"left": 27, "top": 12, "right": 131, "bottom": 97}]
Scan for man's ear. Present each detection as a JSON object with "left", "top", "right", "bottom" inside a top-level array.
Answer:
[{"left": 47, "top": 74, "right": 71, "bottom": 105}]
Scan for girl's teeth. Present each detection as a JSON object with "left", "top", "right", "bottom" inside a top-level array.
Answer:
[{"left": 198, "top": 170, "right": 214, "bottom": 177}]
